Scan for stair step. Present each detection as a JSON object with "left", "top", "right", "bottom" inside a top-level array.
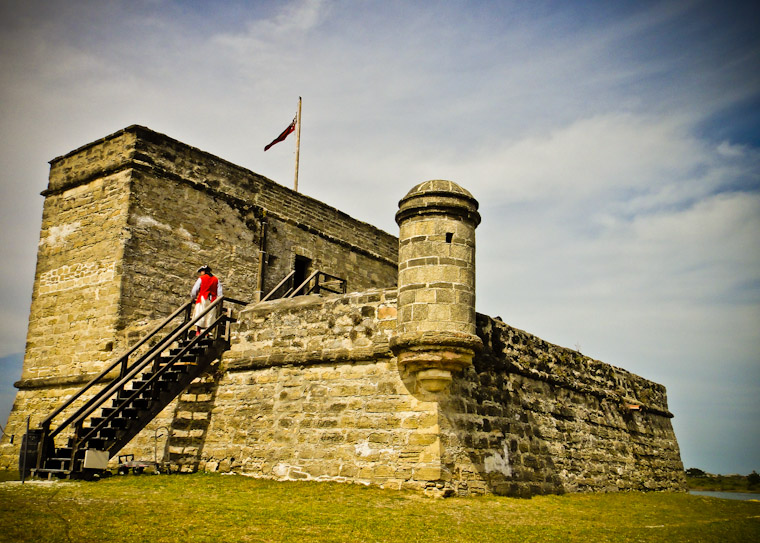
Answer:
[
  {"left": 95, "top": 426, "right": 119, "bottom": 439},
  {"left": 44, "top": 458, "right": 72, "bottom": 469},
  {"left": 110, "top": 396, "right": 150, "bottom": 411},
  {"left": 33, "top": 468, "right": 71, "bottom": 478},
  {"left": 149, "top": 358, "right": 198, "bottom": 378},
  {"left": 82, "top": 437, "right": 108, "bottom": 449},
  {"left": 111, "top": 417, "right": 130, "bottom": 428},
  {"left": 89, "top": 416, "right": 129, "bottom": 429},
  {"left": 101, "top": 406, "right": 138, "bottom": 419},
  {"left": 123, "top": 382, "right": 152, "bottom": 393},
  {"left": 170, "top": 345, "right": 204, "bottom": 355},
  {"left": 118, "top": 390, "right": 151, "bottom": 402},
  {"left": 141, "top": 374, "right": 175, "bottom": 387},
  {"left": 129, "top": 380, "right": 150, "bottom": 390},
  {"left": 146, "top": 366, "right": 186, "bottom": 381},
  {"left": 124, "top": 382, "right": 166, "bottom": 401},
  {"left": 130, "top": 398, "right": 151, "bottom": 409},
  {"left": 179, "top": 338, "right": 213, "bottom": 348}
]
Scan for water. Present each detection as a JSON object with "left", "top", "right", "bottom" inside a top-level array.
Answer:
[{"left": 689, "top": 490, "right": 760, "bottom": 501}]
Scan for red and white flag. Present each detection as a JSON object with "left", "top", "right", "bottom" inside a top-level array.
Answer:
[{"left": 264, "top": 116, "right": 297, "bottom": 151}]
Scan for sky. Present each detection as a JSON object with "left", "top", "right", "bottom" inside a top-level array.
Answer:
[{"left": 0, "top": 0, "right": 758, "bottom": 475}]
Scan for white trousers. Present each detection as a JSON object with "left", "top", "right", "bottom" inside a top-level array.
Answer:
[{"left": 192, "top": 297, "right": 218, "bottom": 329}]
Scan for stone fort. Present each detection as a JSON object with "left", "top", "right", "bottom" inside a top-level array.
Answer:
[{"left": 0, "top": 125, "right": 686, "bottom": 496}]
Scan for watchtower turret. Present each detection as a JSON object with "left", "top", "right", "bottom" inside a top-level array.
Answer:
[{"left": 391, "top": 180, "right": 483, "bottom": 393}]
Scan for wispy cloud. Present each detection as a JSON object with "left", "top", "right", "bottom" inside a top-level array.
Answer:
[{"left": 0, "top": 0, "right": 758, "bottom": 473}]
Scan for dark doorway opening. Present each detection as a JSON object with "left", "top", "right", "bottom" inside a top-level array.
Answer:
[{"left": 293, "top": 255, "right": 311, "bottom": 292}]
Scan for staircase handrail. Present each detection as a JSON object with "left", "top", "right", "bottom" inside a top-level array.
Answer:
[
  {"left": 314, "top": 272, "right": 347, "bottom": 295},
  {"left": 287, "top": 270, "right": 319, "bottom": 298},
  {"left": 222, "top": 297, "right": 248, "bottom": 306},
  {"left": 40, "top": 300, "right": 194, "bottom": 434},
  {"left": 259, "top": 270, "right": 296, "bottom": 303},
  {"left": 46, "top": 302, "right": 198, "bottom": 441},
  {"left": 67, "top": 296, "right": 228, "bottom": 438},
  {"left": 287, "top": 270, "right": 347, "bottom": 298},
  {"left": 46, "top": 297, "right": 248, "bottom": 442},
  {"left": 75, "top": 310, "right": 229, "bottom": 449}
]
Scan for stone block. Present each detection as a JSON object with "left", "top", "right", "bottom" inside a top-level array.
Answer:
[{"left": 413, "top": 466, "right": 443, "bottom": 481}]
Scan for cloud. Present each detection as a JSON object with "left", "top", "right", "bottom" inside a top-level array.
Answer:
[
  {"left": 0, "top": 0, "right": 758, "bottom": 474},
  {"left": 216, "top": 0, "right": 327, "bottom": 51},
  {"left": 407, "top": 114, "right": 694, "bottom": 203}
]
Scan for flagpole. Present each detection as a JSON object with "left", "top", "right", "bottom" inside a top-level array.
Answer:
[{"left": 294, "top": 97, "right": 302, "bottom": 192}]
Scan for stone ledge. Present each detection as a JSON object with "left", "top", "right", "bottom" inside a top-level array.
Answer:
[
  {"left": 496, "top": 357, "right": 674, "bottom": 418},
  {"left": 243, "top": 288, "right": 398, "bottom": 316},
  {"left": 15, "top": 371, "right": 118, "bottom": 390},
  {"left": 390, "top": 330, "right": 483, "bottom": 354},
  {"left": 476, "top": 315, "right": 674, "bottom": 418},
  {"left": 223, "top": 345, "right": 393, "bottom": 372}
]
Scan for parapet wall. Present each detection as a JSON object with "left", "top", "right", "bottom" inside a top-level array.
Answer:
[
  {"left": 441, "top": 315, "right": 685, "bottom": 495},
  {"left": 44, "top": 126, "right": 398, "bottom": 265},
  {"left": 192, "top": 290, "right": 433, "bottom": 486},
  {"left": 155, "top": 290, "right": 686, "bottom": 496}
]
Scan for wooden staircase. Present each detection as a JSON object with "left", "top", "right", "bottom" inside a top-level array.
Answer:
[
  {"left": 20, "top": 297, "right": 246, "bottom": 480},
  {"left": 260, "top": 269, "right": 346, "bottom": 302}
]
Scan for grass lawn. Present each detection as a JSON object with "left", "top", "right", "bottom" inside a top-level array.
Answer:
[{"left": 1, "top": 472, "right": 758, "bottom": 543}]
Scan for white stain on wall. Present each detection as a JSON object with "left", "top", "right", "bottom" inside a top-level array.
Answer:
[
  {"left": 135, "top": 216, "right": 200, "bottom": 250},
  {"left": 484, "top": 440, "right": 512, "bottom": 477},
  {"left": 39, "top": 221, "right": 81, "bottom": 247}
]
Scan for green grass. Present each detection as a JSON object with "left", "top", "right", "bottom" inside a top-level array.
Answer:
[{"left": 1, "top": 473, "right": 758, "bottom": 543}]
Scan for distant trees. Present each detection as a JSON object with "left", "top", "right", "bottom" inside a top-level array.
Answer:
[{"left": 685, "top": 468, "right": 760, "bottom": 492}]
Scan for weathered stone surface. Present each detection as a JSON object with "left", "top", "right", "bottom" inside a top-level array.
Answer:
[
  {"left": 0, "top": 128, "right": 685, "bottom": 498},
  {"left": 392, "top": 180, "right": 482, "bottom": 393},
  {"left": 114, "top": 289, "right": 682, "bottom": 496},
  {"left": 0, "top": 125, "right": 397, "bottom": 469},
  {"left": 438, "top": 314, "right": 686, "bottom": 496}
]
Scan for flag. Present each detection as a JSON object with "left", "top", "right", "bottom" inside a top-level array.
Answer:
[{"left": 264, "top": 116, "right": 297, "bottom": 151}]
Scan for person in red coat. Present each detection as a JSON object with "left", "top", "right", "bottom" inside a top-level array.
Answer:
[{"left": 190, "top": 265, "right": 223, "bottom": 336}]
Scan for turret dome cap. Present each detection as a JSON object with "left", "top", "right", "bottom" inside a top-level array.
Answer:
[
  {"left": 400, "top": 179, "right": 476, "bottom": 201},
  {"left": 396, "top": 179, "right": 480, "bottom": 226}
]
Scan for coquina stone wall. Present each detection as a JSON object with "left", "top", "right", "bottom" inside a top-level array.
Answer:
[
  {"left": 440, "top": 315, "right": 686, "bottom": 496},
  {"left": 123, "top": 126, "right": 397, "bottom": 301},
  {"left": 1, "top": 128, "right": 685, "bottom": 498},
  {"left": 23, "top": 169, "right": 131, "bottom": 382},
  {"left": 112, "top": 290, "right": 684, "bottom": 496},
  {"left": 0, "top": 125, "right": 397, "bottom": 469}
]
